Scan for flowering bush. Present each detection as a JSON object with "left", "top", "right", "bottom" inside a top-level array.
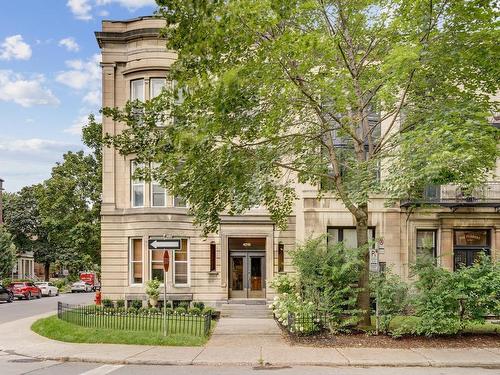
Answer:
[{"left": 269, "top": 290, "right": 319, "bottom": 334}]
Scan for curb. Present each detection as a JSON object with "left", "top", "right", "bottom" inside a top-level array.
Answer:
[{"left": 10, "top": 352, "right": 500, "bottom": 369}]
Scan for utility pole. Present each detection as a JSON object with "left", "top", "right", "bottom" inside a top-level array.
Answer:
[{"left": 0, "top": 178, "right": 4, "bottom": 225}]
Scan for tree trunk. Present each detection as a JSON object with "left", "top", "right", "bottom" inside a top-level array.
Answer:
[
  {"left": 355, "top": 204, "right": 371, "bottom": 327},
  {"left": 44, "top": 262, "right": 50, "bottom": 281}
]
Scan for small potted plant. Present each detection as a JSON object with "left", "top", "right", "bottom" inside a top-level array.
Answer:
[{"left": 145, "top": 278, "right": 160, "bottom": 307}]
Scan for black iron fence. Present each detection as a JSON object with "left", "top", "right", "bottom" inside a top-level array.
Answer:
[
  {"left": 57, "top": 302, "right": 211, "bottom": 336},
  {"left": 285, "top": 312, "right": 330, "bottom": 335}
]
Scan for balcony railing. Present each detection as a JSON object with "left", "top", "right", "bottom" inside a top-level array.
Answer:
[{"left": 401, "top": 182, "right": 500, "bottom": 208}]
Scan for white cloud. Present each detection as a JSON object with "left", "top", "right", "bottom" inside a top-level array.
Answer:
[
  {"left": 64, "top": 113, "right": 101, "bottom": 136},
  {"left": 98, "top": 9, "right": 110, "bottom": 17},
  {"left": 0, "top": 70, "right": 60, "bottom": 107},
  {"left": 0, "top": 137, "right": 81, "bottom": 192},
  {"left": 0, "top": 35, "right": 32, "bottom": 60},
  {"left": 64, "top": 115, "right": 89, "bottom": 135},
  {"left": 67, "top": 0, "right": 92, "bottom": 20},
  {"left": 58, "top": 37, "right": 80, "bottom": 52},
  {"left": 96, "top": 0, "right": 156, "bottom": 11},
  {"left": 83, "top": 90, "right": 101, "bottom": 106},
  {"left": 56, "top": 54, "right": 101, "bottom": 91},
  {"left": 0, "top": 138, "right": 74, "bottom": 153}
]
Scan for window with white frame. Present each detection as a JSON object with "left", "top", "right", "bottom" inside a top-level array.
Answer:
[
  {"left": 131, "top": 161, "right": 145, "bottom": 207},
  {"left": 131, "top": 79, "right": 145, "bottom": 101},
  {"left": 174, "top": 239, "right": 189, "bottom": 285},
  {"left": 150, "top": 78, "right": 167, "bottom": 98},
  {"left": 151, "top": 163, "right": 167, "bottom": 207},
  {"left": 130, "top": 238, "right": 143, "bottom": 284}
]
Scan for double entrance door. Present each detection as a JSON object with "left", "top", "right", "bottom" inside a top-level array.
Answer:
[{"left": 229, "top": 251, "right": 265, "bottom": 298}]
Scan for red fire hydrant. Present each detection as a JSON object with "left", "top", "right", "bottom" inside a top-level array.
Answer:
[{"left": 95, "top": 290, "right": 102, "bottom": 305}]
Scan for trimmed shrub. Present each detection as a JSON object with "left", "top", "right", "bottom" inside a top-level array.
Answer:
[
  {"left": 175, "top": 307, "right": 187, "bottom": 314},
  {"left": 130, "top": 300, "right": 143, "bottom": 309},
  {"left": 115, "top": 299, "right": 125, "bottom": 308},
  {"left": 188, "top": 307, "right": 202, "bottom": 316},
  {"left": 102, "top": 298, "right": 114, "bottom": 308},
  {"left": 193, "top": 302, "right": 205, "bottom": 310},
  {"left": 178, "top": 301, "right": 190, "bottom": 310}
]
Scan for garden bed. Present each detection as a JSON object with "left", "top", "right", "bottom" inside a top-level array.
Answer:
[{"left": 278, "top": 318, "right": 500, "bottom": 348}]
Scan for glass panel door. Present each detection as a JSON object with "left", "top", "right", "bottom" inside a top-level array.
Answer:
[
  {"left": 229, "top": 256, "right": 246, "bottom": 298},
  {"left": 248, "top": 256, "right": 265, "bottom": 298}
]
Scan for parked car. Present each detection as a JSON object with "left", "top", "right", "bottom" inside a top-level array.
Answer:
[
  {"left": 8, "top": 282, "right": 42, "bottom": 300},
  {"left": 71, "top": 281, "right": 93, "bottom": 293},
  {"left": 35, "top": 282, "right": 59, "bottom": 297},
  {"left": 0, "top": 284, "right": 14, "bottom": 303}
]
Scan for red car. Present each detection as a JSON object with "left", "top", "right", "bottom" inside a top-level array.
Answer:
[{"left": 8, "top": 282, "right": 42, "bottom": 300}]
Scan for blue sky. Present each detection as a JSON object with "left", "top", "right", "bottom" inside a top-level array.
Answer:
[{"left": 0, "top": 0, "right": 157, "bottom": 192}]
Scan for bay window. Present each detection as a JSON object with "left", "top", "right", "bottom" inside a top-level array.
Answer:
[
  {"left": 151, "top": 163, "right": 167, "bottom": 207},
  {"left": 131, "top": 161, "right": 145, "bottom": 207}
]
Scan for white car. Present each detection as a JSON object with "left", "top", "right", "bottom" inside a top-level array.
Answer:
[
  {"left": 71, "top": 281, "right": 93, "bottom": 293},
  {"left": 35, "top": 282, "right": 59, "bottom": 297}
]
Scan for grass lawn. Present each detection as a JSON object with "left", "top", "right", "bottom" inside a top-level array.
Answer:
[{"left": 32, "top": 315, "right": 213, "bottom": 346}]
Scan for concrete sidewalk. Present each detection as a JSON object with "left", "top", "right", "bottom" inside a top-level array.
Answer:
[{"left": 1, "top": 314, "right": 499, "bottom": 368}]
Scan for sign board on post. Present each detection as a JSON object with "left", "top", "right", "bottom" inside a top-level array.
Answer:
[
  {"left": 369, "top": 248, "right": 379, "bottom": 272},
  {"left": 163, "top": 250, "right": 170, "bottom": 272},
  {"left": 149, "top": 239, "right": 181, "bottom": 250}
]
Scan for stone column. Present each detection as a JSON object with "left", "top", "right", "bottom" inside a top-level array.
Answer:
[
  {"left": 493, "top": 227, "right": 500, "bottom": 263},
  {"left": 440, "top": 228, "right": 454, "bottom": 270}
]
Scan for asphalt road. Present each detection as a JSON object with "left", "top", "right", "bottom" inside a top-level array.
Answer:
[
  {"left": 0, "top": 291, "right": 95, "bottom": 324},
  {"left": 1, "top": 353, "right": 499, "bottom": 375}
]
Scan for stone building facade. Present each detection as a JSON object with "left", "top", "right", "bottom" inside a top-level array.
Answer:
[{"left": 96, "top": 17, "right": 500, "bottom": 306}]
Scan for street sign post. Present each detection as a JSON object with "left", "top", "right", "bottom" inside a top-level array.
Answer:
[{"left": 149, "top": 238, "right": 180, "bottom": 337}]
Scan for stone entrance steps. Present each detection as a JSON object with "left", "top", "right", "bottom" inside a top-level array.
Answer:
[{"left": 217, "top": 300, "right": 272, "bottom": 318}]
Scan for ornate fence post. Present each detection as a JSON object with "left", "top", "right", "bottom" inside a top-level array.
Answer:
[
  {"left": 57, "top": 301, "right": 62, "bottom": 319},
  {"left": 287, "top": 312, "right": 294, "bottom": 332}
]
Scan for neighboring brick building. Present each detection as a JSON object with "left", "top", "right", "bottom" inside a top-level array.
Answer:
[{"left": 96, "top": 17, "right": 500, "bottom": 306}]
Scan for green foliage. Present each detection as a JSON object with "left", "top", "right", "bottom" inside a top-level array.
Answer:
[
  {"left": 177, "top": 301, "right": 190, "bottom": 309},
  {"left": 188, "top": 307, "right": 202, "bottom": 316},
  {"left": 292, "top": 237, "right": 363, "bottom": 331},
  {"left": 116, "top": 299, "right": 125, "bottom": 308},
  {"left": 102, "top": 298, "right": 114, "bottom": 308},
  {"left": 193, "top": 301, "right": 205, "bottom": 310},
  {"left": 2, "top": 118, "right": 103, "bottom": 277},
  {"left": 270, "top": 237, "right": 364, "bottom": 333},
  {"left": 130, "top": 300, "right": 143, "bottom": 309},
  {"left": 175, "top": 307, "right": 187, "bottom": 314},
  {"left": 106, "top": 1, "right": 498, "bottom": 326},
  {"left": 394, "top": 255, "right": 500, "bottom": 336},
  {"left": 371, "top": 271, "right": 409, "bottom": 334},
  {"left": 269, "top": 273, "right": 297, "bottom": 295},
  {"left": 145, "top": 279, "right": 161, "bottom": 299},
  {"left": 0, "top": 226, "right": 17, "bottom": 277}
]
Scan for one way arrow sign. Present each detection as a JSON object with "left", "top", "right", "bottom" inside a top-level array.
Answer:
[{"left": 148, "top": 239, "right": 181, "bottom": 250}]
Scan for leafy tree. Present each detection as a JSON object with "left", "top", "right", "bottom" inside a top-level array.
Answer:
[
  {"left": 105, "top": 0, "right": 499, "bottom": 325},
  {"left": 2, "top": 185, "right": 55, "bottom": 280},
  {"left": 2, "top": 118, "right": 103, "bottom": 280},
  {"left": 0, "top": 225, "right": 17, "bottom": 278}
]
